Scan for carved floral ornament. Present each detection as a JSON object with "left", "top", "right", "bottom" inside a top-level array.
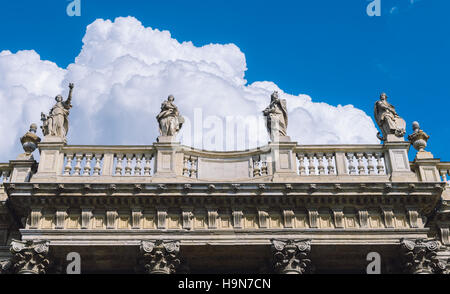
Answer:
[
  {"left": 271, "top": 239, "right": 313, "bottom": 274},
  {"left": 5, "top": 240, "right": 51, "bottom": 274},
  {"left": 139, "top": 240, "right": 181, "bottom": 274},
  {"left": 400, "top": 239, "right": 448, "bottom": 274}
]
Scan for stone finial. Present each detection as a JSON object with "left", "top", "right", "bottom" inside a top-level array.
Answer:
[
  {"left": 408, "top": 121, "right": 433, "bottom": 159},
  {"left": 374, "top": 93, "right": 406, "bottom": 142},
  {"left": 40, "top": 83, "right": 74, "bottom": 143},
  {"left": 156, "top": 95, "right": 184, "bottom": 142},
  {"left": 19, "top": 123, "right": 41, "bottom": 160}
]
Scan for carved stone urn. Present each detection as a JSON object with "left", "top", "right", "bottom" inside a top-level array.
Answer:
[
  {"left": 20, "top": 124, "right": 41, "bottom": 154},
  {"left": 408, "top": 122, "right": 429, "bottom": 152}
]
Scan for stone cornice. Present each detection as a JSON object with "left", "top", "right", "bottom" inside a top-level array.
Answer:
[{"left": 5, "top": 182, "right": 444, "bottom": 218}]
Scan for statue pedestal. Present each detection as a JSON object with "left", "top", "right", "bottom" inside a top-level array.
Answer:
[
  {"left": 415, "top": 151, "right": 434, "bottom": 160},
  {"left": 269, "top": 140, "right": 298, "bottom": 181},
  {"left": 385, "top": 134, "right": 405, "bottom": 143},
  {"left": 9, "top": 158, "right": 36, "bottom": 182},
  {"left": 42, "top": 135, "right": 67, "bottom": 144},
  {"left": 270, "top": 136, "right": 292, "bottom": 143},
  {"left": 153, "top": 139, "right": 181, "bottom": 180},
  {"left": 31, "top": 141, "right": 65, "bottom": 183},
  {"left": 384, "top": 142, "right": 416, "bottom": 182},
  {"left": 157, "top": 136, "right": 178, "bottom": 143}
]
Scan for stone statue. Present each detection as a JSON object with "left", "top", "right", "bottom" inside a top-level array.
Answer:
[
  {"left": 41, "top": 83, "right": 74, "bottom": 141},
  {"left": 156, "top": 95, "right": 184, "bottom": 138},
  {"left": 19, "top": 123, "right": 41, "bottom": 159},
  {"left": 374, "top": 93, "right": 406, "bottom": 142},
  {"left": 263, "top": 91, "right": 289, "bottom": 141}
]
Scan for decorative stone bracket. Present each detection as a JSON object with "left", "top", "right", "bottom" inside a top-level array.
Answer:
[
  {"left": 271, "top": 239, "right": 313, "bottom": 274},
  {"left": 139, "top": 240, "right": 181, "bottom": 274},
  {"left": 400, "top": 239, "right": 447, "bottom": 274}
]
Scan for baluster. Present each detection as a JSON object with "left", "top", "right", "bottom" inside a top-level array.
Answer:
[
  {"left": 316, "top": 153, "right": 325, "bottom": 175},
  {"left": 134, "top": 153, "right": 143, "bottom": 176},
  {"left": 366, "top": 153, "right": 376, "bottom": 175},
  {"left": 346, "top": 153, "right": 356, "bottom": 175},
  {"left": 297, "top": 153, "right": 306, "bottom": 175},
  {"left": 73, "top": 153, "right": 83, "bottom": 176},
  {"left": 143, "top": 153, "right": 153, "bottom": 176},
  {"left": 124, "top": 153, "right": 133, "bottom": 176},
  {"left": 356, "top": 153, "right": 365, "bottom": 175},
  {"left": 183, "top": 156, "right": 190, "bottom": 177},
  {"left": 374, "top": 152, "right": 385, "bottom": 175},
  {"left": 83, "top": 153, "right": 93, "bottom": 176},
  {"left": 253, "top": 160, "right": 261, "bottom": 177},
  {"left": 326, "top": 153, "right": 335, "bottom": 175},
  {"left": 261, "top": 161, "right": 268, "bottom": 176},
  {"left": 115, "top": 153, "right": 124, "bottom": 176},
  {"left": 93, "top": 153, "right": 103, "bottom": 176},
  {"left": 307, "top": 153, "right": 316, "bottom": 175},
  {"left": 64, "top": 153, "right": 74, "bottom": 176},
  {"left": 440, "top": 169, "right": 448, "bottom": 182},
  {"left": 190, "top": 157, "right": 198, "bottom": 178},
  {"left": 1, "top": 170, "right": 10, "bottom": 183}
]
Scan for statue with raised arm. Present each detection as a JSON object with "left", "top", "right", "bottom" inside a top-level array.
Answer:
[
  {"left": 263, "top": 91, "right": 289, "bottom": 141},
  {"left": 156, "top": 95, "right": 184, "bottom": 139},
  {"left": 41, "top": 83, "right": 74, "bottom": 142},
  {"left": 374, "top": 93, "right": 406, "bottom": 142}
]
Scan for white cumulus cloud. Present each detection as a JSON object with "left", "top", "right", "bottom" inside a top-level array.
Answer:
[{"left": 0, "top": 16, "right": 378, "bottom": 161}]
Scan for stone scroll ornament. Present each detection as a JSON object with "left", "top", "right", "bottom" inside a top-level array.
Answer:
[
  {"left": 41, "top": 83, "right": 74, "bottom": 142},
  {"left": 374, "top": 93, "right": 406, "bottom": 142},
  {"left": 0, "top": 240, "right": 51, "bottom": 274},
  {"left": 400, "top": 239, "right": 448, "bottom": 274},
  {"left": 139, "top": 240, "right": 181, "bottom": 274},
  {"left": 156, "top": 95, "right": 185, "bottom": 138},
  {"left": 271, "top": 239, "right": 313, "bottom": 274},
  {"left": 263, "top": 91, "right": 288, "bottom": 141}
]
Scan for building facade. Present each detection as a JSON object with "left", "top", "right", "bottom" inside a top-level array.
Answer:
[{"left": 0, "top": 89, "right": 449, "bottom": 274}]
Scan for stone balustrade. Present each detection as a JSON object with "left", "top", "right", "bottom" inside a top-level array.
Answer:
[
  {"left": 438, "top": 162, "right": 450, "bottom": 186},
  {"left": 294, "top": 145, "right": 388, "bottom": 179},
  {"left": 61, "top": 146, "right": 155, "bottom": 178},
  {"left": 0, "top": 164, "right": 11, "bottom": 185},
  {"left": 1, "top": 140, "right": 447, "bottom": 184}
]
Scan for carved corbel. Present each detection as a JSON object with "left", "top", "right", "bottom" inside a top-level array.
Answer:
[
  {"left": 9, "top": 240, "right": 50, "bottom": 274},
  {"left": 400, "top": 239, "right": 447, "bottom": 274},
  {"left": 139, "top": 240, "right": 181, "bottom": 274},
  {"left": 271, "top": 239, "right": 313, "bottom": 274}
]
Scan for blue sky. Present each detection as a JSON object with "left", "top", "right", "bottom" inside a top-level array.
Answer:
[{"left": 0, "top": 0, "right": 449, "bottom": 160}]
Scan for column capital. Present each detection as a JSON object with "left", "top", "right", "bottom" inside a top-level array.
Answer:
[
  {"left": 9, "top": 239, "right": 50, "bottom": 274},
  {"left": 271, "top": 239, "right": 313, "bottom": 274},
  {"left": 400, "top": 239, "right": 447, "bottom": 274},
  {"left": 139, "top": 240, "right": 181, "bottom": 274}
]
